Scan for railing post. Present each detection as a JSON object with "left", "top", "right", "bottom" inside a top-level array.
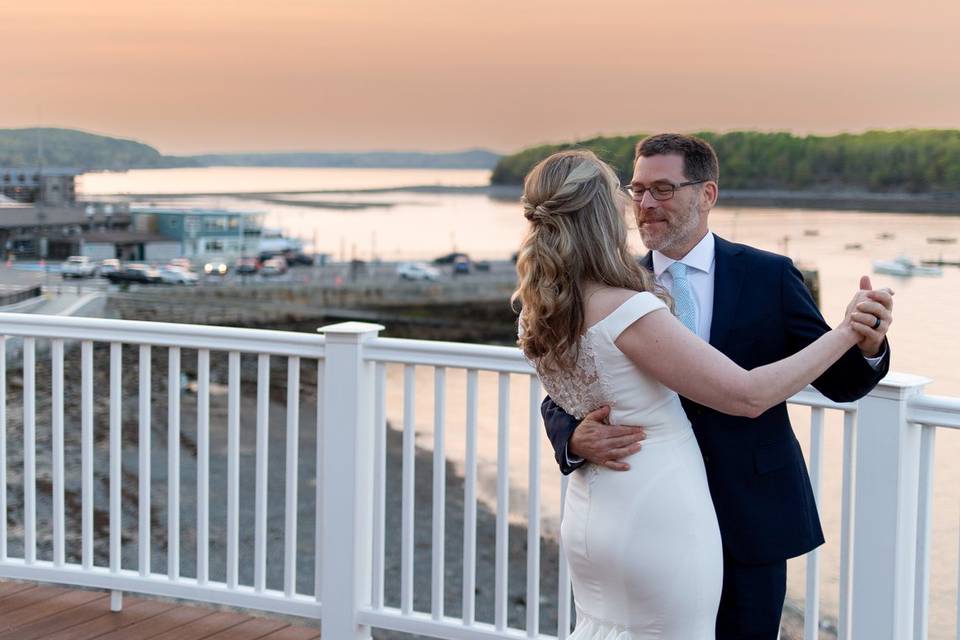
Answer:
[
  {"left": 318, "top": 321, "right": 384, "bottom": 640},
  {"left": 850, "top": 373, "right": 930, "bottom": 640}
]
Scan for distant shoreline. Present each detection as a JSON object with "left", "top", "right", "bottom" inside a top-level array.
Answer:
[
  {"left": 108, "top": 183, "right": 960, "bottom": 215},
  {"left": 717, "top": 189, "right": 960, "bottom": 215}
]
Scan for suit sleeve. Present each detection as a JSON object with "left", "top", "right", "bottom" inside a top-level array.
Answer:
[
  {"left": 781, "top": 258, "right": 890, "bottom": 402},
  {"left": 541, "top": 396, "right": 585, "bottom": 475}
]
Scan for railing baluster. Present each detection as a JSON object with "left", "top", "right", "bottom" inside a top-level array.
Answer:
[
  {"left": 526, "top": 376, "right": 542, "bottom": 637},
  {"left": 431, "top": 367, "right": 447, "bottom": 620},
  {"left": 914, "top": 424, "right": 936, "bottom": 640},
  {"left": 81, "top": 340, "right": 93, "bottom": 570},
  {"left": 838, "top": 409, "right": 856, "bottom": 640},
  {"left": 226, "top": 351, "right": 240, "bottom": 589},
  {"left": 401, "top": 364, "right": 416, "bottom": 615},
  {"left": 52, "top": 339, "right": 65, "bottom": 567},
  {"left": 284, "top": 356, "right": 300, "bottom": 597},
  {"left": 804, "top": 407, "right": 824, "bottom": 640},
  {"left": 371, "top": 363, "right": 386, "bottom": 609},
  {"left": 315, "top": 359, "right": 325, "bottom": 602},
  {"left": 558, "top": 473, "right": 571, "bottom": 640},
  {"left": 23, "top": 337, "right": 36, "bottom": 564},
  {"left": 197, "top": 348, "right": 210, "bottom": 585},
  {"left": 109, "top": 341, "right": 121, "bottom": 573},
  {"left": 138, "top": 345, "right": 151, "bottom": 576},
  {"left": 167, "top": 346, "right": 180, "bottom": 580},
  {"left": 462, "top": 369, "right": 478, "bottom": 626},
  {"left": 254, "top": 353, "right": 270, "bottom": 593},
  {"left": 495, "top": 372, "right": 510, "bottom": 632},
  {"left": 0, "top": 336, "right": 5, "bottom": 562}
]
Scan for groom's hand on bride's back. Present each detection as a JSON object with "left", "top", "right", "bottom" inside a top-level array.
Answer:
[{"left": 569, "top": 406, "right": 646, "bottom": 472}]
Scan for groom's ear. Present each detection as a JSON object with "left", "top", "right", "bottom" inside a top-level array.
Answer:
[{"left": 702, "top": 180, "right": 719, "bottom": 209}]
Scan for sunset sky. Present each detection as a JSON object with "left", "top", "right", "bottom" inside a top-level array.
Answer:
[{"left": 2, "top": 0, "right": 958, "bottom": 154}]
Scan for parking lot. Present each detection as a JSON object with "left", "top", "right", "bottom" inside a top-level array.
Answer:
[{"left": 0, "top": 258, "right": 518, "bottom": 293}]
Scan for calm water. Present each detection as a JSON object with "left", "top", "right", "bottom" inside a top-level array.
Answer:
[{"left": 81, "top": 167, "right": 960, "bottom": 636}]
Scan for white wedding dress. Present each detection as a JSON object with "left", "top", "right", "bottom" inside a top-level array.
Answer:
[{"left": 535, "top": 292, "right": 723, "bottom": 639}]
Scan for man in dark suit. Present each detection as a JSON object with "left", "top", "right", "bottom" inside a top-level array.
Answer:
[{"left": 542, "top": 134, "right": 893, "bottom": 639}]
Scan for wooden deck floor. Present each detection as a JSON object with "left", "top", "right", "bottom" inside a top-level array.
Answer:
[{"left": 0, "top": 581, "right": 320, "bottom": 639}]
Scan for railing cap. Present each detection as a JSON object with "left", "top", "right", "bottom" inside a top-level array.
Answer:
[
  {"left": 872, "top": 372, "right": 932, "bottom": 400},
  {"left": 318, "top": 321, "right": 384, "bottom": 343}
]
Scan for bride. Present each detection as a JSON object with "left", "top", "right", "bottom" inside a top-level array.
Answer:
[{"left": 513, "top": 150, "right": 878, "bottom": 638}]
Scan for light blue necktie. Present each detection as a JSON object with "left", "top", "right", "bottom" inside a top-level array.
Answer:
[{"left": 667, "top": 262, "right": 697, "bottom": 334}]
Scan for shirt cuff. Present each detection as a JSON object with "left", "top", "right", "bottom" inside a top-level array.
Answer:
[
  {"left": 863, "top": 344, "right": 887, "bottom": 370},
  {"left": 564, "top": 443, "right": 584, "bottom": 466}
]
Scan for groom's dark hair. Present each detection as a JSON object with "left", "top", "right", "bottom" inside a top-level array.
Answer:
[{"left": 635, "top": 133, "right": 720, "bottom": 184}]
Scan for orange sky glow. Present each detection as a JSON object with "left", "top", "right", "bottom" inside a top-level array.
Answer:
[{"left": 2, "top": 0, "right": 958, "bottom": 154}]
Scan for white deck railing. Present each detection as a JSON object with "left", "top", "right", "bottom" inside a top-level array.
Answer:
[{"left": 0, "top": 314, "right": 956, "bottom": 640}]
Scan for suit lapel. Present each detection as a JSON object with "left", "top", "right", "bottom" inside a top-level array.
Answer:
[
  {"left": 641, "top": 251, "right": 654, "bottom": 272},
  {"left": 709, "top": 235, "right": 746, "bottom": 350}
]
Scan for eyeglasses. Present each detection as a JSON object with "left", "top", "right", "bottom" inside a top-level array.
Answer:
[{"left": 623, "top": 179, "right": 706, "bottom": 202}]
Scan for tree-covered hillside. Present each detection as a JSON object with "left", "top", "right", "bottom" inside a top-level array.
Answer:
[
  {"left": 0, "top": 128, "right": 192, "bottom": 170},
  {"left": 491, "top": 130, "right": 960, "bottom": 193}
]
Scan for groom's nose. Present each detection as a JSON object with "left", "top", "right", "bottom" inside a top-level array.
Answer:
[{"left": 640, "top": 189, "right": 660, "bottom": 210}]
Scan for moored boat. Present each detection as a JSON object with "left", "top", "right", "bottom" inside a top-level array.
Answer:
[{"left": 873, "top": 256, "right": 943, "bottom": 277}]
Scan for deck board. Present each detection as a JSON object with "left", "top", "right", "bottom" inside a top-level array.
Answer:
[{"left": 0, "top": 582, "right": 321, "bottom": 640}]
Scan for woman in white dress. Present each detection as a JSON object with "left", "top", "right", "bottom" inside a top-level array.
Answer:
[{"left": 513, "top": 150, "right": 878, "bottom": 639}]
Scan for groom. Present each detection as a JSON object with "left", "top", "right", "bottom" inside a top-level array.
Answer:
[{"left": 542, "top": 134, "right": 892, "bottom": 639}]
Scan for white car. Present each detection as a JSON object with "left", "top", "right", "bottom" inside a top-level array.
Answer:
[
  {"left": 260, "top": 256, "right": 288, "bottom": 276},
  {"left": 60, "top": 256, "right": 98, "bottom": 278},
  {"left": 397, "top": 262, "right": 440, "bottom": 281},
  {"left": 98, "top": 258, "right": 121, "bottom": 277},
  {"left": 158, "top": 265, "right": 199, "bottom": 285}
]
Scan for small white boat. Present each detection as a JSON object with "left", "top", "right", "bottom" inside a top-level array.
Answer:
[{"left": 873, "top": 256, "right": 943, "bottom": 277}]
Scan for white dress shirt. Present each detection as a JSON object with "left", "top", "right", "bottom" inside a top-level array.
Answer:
[{"left": 652, "top": 232, "right": 715, "bottom": 342}]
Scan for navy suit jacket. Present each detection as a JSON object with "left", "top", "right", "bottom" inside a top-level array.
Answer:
[{"left": 541, "top": 234, "right": 889, "bottom": 564}]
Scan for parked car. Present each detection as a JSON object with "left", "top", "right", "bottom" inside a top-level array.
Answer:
[
  {"left": 98, "top": 258, "right": 121, "bottom": 277},
  {"left": 158, "top": 265, "right": 199, "bottom": 285},
  {"left": 432, "top": 252, "right": 469, "bottom": 265},
  {"left": 397, "top": 261, "right": 440, "bottom": 281},
  {"left": 203, "top": 259, "right": 229, "bottom": 276},
  {"left": 452, "top": 255, "right": 471, "bottom": 275},
  {"left": 60, "top": 256, "right": 98, "bottom": 278},
  {"left": 474, "top": 260, "right": 491, "bottom": 272},
  {"left": 168, "top": 258, "right": 194, "bottom": 272},
  {"left": 104, "top": 264, "right": 162, "bottom": 285},
  {"left": 234, "top": 257, "right": 260, "bottom": 275},
  {"left": 284, "top": 252, "right": 315, "bottom": 266},
  {"left": 260, "top": 256, "right": 288, "bottom": 276}
]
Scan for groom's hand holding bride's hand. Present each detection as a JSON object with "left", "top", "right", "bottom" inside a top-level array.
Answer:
[
  {"left": 569, "top": 405, "right": 646, "bottom": 472},
  {"left": 847, "top": 275, "right": 894, "bottom": 357}
]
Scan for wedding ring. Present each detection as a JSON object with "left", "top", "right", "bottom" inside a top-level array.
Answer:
[{"left": 872, "top": 316, "right": 882, "bottom": 330}]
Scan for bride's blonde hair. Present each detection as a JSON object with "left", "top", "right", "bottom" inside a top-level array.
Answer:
[{"left": 512, "top": 150, "right": 670, "bottom": 374}]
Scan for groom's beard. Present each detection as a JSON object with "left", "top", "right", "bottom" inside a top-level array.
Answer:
[{"left": 637, "top": 200, "right": 702, "bottom": 254}]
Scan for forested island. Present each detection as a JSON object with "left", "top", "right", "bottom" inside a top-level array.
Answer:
[
  {"left": 0, "top": 128, "right": 188, "bottom": 170},
  {"left": 491, "top": 130, "right": 960, "bottom": 194}
]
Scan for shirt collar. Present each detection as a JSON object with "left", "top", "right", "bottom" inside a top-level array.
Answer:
[{"left": 652, "top": 231, "right": 716, "bottom": 278}]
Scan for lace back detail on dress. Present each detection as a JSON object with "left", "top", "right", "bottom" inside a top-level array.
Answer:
[{"left": 533, "top": 335, "right": 606, "bottom": 420}]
